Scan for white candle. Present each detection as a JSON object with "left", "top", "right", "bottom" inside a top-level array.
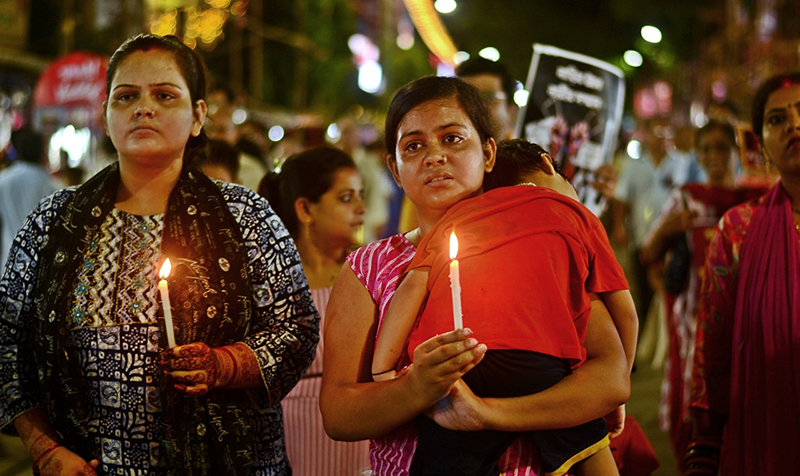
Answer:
[
  {"left": 158, "top": 258, "right": 177, "bottom": 348},
  {"left": 449, "top": 231, "right": 463, "bottom": 330}
]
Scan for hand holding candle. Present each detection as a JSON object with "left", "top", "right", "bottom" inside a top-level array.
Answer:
[
  {"left": 449, "top": 231, "right": 463, "bottom": 330},
  {"left": 158, "top": 258, "right": 177, "bottom": 348}
]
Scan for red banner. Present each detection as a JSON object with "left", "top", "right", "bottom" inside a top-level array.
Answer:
[{"left": 33, "top": 51, "right": 108, "bottom": 108}]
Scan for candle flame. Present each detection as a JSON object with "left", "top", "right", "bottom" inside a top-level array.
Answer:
[
  {"left": 449, "top": 231, "right": 458, "bottom": 259},
  {"left": 159, "top": 258, "right": 172, "bottom": 279}
]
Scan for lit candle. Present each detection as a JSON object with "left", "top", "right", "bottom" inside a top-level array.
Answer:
[
  {"left": 158, "top": 258, "right": 176, "bottom": 348},
  {"left": 449, "top": 231, "right": 463, "bottom": 330}
]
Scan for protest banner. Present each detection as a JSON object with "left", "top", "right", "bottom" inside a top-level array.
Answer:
[{"left": 516, "top": 44, "right": 625, "bottom": 215}]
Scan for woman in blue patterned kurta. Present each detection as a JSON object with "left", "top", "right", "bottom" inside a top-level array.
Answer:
[{"left": 0, "top": 34, "right": 318, "bottom": 476}]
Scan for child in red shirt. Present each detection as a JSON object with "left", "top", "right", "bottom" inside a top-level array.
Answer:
[{"left": 373, "top": 139, "right": 635, "bottom": 476}]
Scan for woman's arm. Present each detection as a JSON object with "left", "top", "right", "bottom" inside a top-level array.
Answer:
[
  {"left": 320, "top": 265, "right": 486, "bottom": 441},
  {"left": 429, "top": 294, "right": 630, "bottom": 432},
  {"left": 14, "top": 408, "right": 99, "bottom": 475},
  {"left": 372, "top": 267, "right": 430, "bottom": 380},
  {"left": 640, "top": 190, "right": 695, "bottom": 266}
]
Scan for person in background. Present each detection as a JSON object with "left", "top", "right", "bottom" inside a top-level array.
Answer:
[
  {"left": 672, "top": 124, "right": 706, "bottom": 185},
  {"left": 686, "top": 72, "right": 800, "bottom": 475},
  {"left": 335, "top": 118, "right": 392, "bottom": 244},
  {"left": 639, "top": 120, "right": 767, "bottom": 468},
  {"left": 206, "top": 84, "right": 268, "bottom": 191},
  {"left": 0, "top": 126, "right": 57, "bottom": 269},
  {"left": 0, "top": 34, "right": 318, "bottom": 476},
  {"left": 320, "top": 75, "right": 630, "bottom": 476},
  {"left": 258, "top": 146, "right": 369, "bottom": 476},
  {"left": 456, "top": 56, "right": 520, "bottom": 141},
  {"left": 610, "top": 119, "right": 687, "bottom": 333},
  {"left": 236, "top": 119, "right": 274, "bottom": 172},
  {"left": 196, "top": 138, "right": 241, "bottom": 183}
]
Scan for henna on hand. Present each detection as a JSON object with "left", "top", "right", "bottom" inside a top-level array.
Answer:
[
  {"left": 163, "top": 342, "right": 219, "bottom": 395},
  {"left": 162, "top": 342, "right": 263, "bottom": 393}
]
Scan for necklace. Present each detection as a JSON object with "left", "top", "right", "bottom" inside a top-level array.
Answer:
[{"left": 516, "top": 182, "right": 537, "bottom": 187}]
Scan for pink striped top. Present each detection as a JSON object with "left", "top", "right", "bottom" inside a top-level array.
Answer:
[
  {"left": 282, "top": 286, "right": 371, "bottom": 476},
  {"left": 347, "top": 234, "right": 544, "bottom": 476}
]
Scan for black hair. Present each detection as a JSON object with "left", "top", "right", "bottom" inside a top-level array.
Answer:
[
  {"left": 106, "top": 34, "right": 209, "bottom": 164},
  {"left": 258, "top": 146, "right": 356, "bottom": 237},
  {"left": 456, "top": 57, "right": 518, "bottom": 105},
  {"left": 695, "top": 119, "right": 736, "bottom": 149},
  {"left": 9, "top": 127, "right": 45, "bottom": 164},
  {"left": 194, "top": 139, "right": 240, "bottom": 181},
  {"left": 384, "top": 76, "right": 495, "bottom": 161},
  {"left": 484, "top": 138, "right": 566, "bottom": 191},
  {"left": 751, "top": 72, "right": 800, "bottom": 141}
]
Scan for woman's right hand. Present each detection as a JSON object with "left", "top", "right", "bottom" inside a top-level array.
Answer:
[
  {"left": 407, "top": 328, "right": 487, "bottom": 404},
  {"left": 38, "top": 447, "right": 99, "bottom": 476}
]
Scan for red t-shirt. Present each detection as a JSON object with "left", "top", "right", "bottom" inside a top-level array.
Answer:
[{"left": 406, "top": 186, "right": 628, "bottom": 367}]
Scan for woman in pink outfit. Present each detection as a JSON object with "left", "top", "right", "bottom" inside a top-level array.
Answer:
[{"left": 260, "top": 147, "right": 370, "bottom": 476}]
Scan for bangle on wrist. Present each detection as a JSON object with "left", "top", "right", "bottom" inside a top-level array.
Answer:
[
  {"left": 32, "top": 443, "right": 61, "bottom": 475},
  {"left": 217, "top": 345, "right": 238, "bottom": 387}
]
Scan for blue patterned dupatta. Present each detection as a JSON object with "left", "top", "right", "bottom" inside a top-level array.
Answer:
[{"left": 33, "top": 163, "right": 260, "bottom": 475}]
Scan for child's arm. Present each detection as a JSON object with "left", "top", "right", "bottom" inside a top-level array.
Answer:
[
  {"left": 597, "top": 290, "right": 638, "bottom": 373},
  {"left": 372, "top": 267, "right": 431, "bottom": 382}
]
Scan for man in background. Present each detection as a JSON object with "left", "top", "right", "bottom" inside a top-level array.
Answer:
[
  {"left": 0, "top": 127, "right": 57, "bottom": 269},
  {"left": 456, "top": 57, "right": 520, "bottom": 141}
]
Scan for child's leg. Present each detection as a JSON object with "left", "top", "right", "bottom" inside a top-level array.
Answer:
[
  {"left": 573, "top": 446, "right": 619, "bottom": 476},
  {"left": 372, "top": 267, "right": 430, "bottom": 381}
]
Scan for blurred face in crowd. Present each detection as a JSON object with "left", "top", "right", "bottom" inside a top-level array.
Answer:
[
  {"left": 697, "top": 127, "right": 737, "bottom": 186},
  {"left": 641, "top": 120, "right": 670, "bottom": 160},
  {"left": 104, "top": 48, "right": 206, "bottom": 169},
  {"left": 307, "top": 167, "right": 366, "bottom": 248},
  {"left": 761, "top": 84, "right": 800, "bottom": 177},
  {"left": 389, "top": 96, "right": 495, "bottom": 225},
  {"left": 461, "top": 73, "right": 515, "bottom": 139}
]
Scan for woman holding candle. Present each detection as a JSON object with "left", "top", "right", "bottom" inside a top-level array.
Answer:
[
  {"left": 320, "top": 76, "right": 631, "bottom": 475},
  {"left": 371, "top": 138, "right": 629, "bottom": 476},
  {"left": 258, "top": 146, "right": 371, "bottom": 476},
  {"left": 0, "top": 34, "right": 318, "bottom": 476},
  {"left": 685, "top": 72, "right": 800, "bottom": 475}
]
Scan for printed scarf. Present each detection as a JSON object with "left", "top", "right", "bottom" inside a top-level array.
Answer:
[{"left": 33, "top": 163, "right": 259, "bottom": 475}]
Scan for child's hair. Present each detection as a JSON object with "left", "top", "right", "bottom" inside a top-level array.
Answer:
[{"left": 484, "top": 138, "right": 567, "bottom": 191}]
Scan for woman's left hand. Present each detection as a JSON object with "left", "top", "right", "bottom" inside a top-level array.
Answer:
[
  {"left": 162, "top": 342, "right": 225, "bottom": 396},
  {"left": 424, "top": 379, "right": 487, "bottom": 431}
]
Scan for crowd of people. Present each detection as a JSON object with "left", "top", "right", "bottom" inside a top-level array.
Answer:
[{"left": 0, "top": 31, "right": 798, "bottom": 476}]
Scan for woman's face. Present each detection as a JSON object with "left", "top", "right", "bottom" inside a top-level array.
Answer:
[
  {"left": 104, "top": 49, "right": 206, "bottom": 167},
  {"left": 389, "top": 97, "right": 495, "bottom": 220},
  {"left": 697, "top": 128, "right": 736, "bottom": 185},
  {"left": 308, "top": 167, "right": 366, "bottom": 248},
  {"left": 761, "top": 84, "right": 800, "bottom": 176}
]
